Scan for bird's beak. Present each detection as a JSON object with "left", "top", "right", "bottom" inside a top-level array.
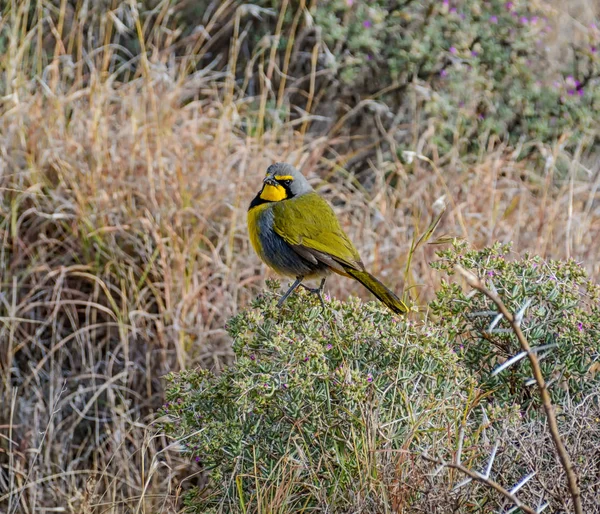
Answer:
[{"left": 263, "top": 176, "right": 277, "bottom": 186}]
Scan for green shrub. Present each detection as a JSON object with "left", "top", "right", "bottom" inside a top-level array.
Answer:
[
  {"left": 246, "top": 0, "right": 600, "bottom": 153},
  {"left": 162, "top": 282, "right": 473, "bottom": 512},
  {"left": 431, "top": 241, "right": 600, "bottom": 410},
  {"left": 163, "top": 248, "right": 600, "bottom": 511}
]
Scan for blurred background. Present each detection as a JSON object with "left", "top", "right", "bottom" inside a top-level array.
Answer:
[{"left": 0, "top": 0, "right": 598, "bottom": 511}]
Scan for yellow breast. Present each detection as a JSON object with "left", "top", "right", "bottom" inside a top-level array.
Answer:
[{"left": 247, "top": 202, "right": 271, "bottom": 261}]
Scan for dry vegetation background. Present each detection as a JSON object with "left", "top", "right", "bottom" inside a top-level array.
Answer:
[{"left": 0, "top": 0, "right": 599, "bottom": 512}]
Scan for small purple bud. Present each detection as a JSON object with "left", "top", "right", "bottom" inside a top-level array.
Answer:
[
  {"left": 450, "top": 7, "right": 457, "bottom": 14},
  {"left": 367, "top": 374, "right": 373, "bottom": 383},
  {"left": 520, "top": 16, "right": 528, "bottom": 24},
  {"left": 449, "top": 46, "right": 457, "bottom": 55},
  {"left": 471, "top": 50, "right": 479, "bottom": 57},
  {"left": 363, "top": 20, "right": 372, "bottom": 28},
  {"left": 440, "top": 69, "right": 448, "bottom": 77},
  {"left": 195, "top": 456, "right": 200, "bottom": 463},
  {"left": 490, "top": 15, "right": 498, "bottom": 24},
  {"left": 567, "top": 89, "right": 575, "bottom": 96},
  {"left": 250, "top": 354, "right": 256, "bottom": 360},
  {"left": 505, "top": 1, "right": 514, "bottom": 10}
]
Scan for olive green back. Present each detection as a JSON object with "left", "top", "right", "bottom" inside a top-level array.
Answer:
[{"left": 272, "top": 192, "right": 362, "bottom": 270}]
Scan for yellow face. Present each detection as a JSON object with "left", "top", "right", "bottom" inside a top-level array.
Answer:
[
  {"left": 260, "top": 184, "right": 287, "bottom": 202},
  {"left": 259, "top": 175, "right": 294, "bottom": 202}
]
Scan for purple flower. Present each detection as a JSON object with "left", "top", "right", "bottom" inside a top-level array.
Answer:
[
  {"left": 487, "top": 270, "right": 495, "bottom": 277},
  {"left": 478, "top": 113, "right": 485, "bottom": 121},
  {"left": 326, "top": 343, "right": 333, "bottom": 350},
  {"left": 520, "top": 16, "right": 528, "bottom": 24},
  {"left": 471, "top": 50, "right": 479, "bottom": 57},
  {"left": 505, "top": 1, "right": 514, "bottom": 10},
  {"left": 250, "top": 354, "right": 256, "bottom": 360},
  {"left": 304, "top": 356, "right": 309, "bottom": 362},
  {"left": 449, "top": 46, "right": 457, "bottom": 55},
  {"left": 440, "top": 69, "right": 448, "bottom": 77},
  {"left": 577, "top": 322, "right": 583, "bottom": 331},
  {"left": 591, "top": 46, "right": 597, "bottom": 54},
  {"left": 531, "top": 16, "right": 539, "bottom": 24},
  {"left": 450, "top": 7, "right": 457, "bottom": 14},
  {"left": 195, "top": 456, "right": 200, "bottom": 463},
  {"left": 567, "top": 89, "right": 575, "bottom": 96},
  {"left": 346, "top": 0, "right": 353, "bottom": 5},
  {"left": 367, "top": 373, "right": 373, "bottom": 383},
  {"left": 490, "top": 15, "right": 498, "bottom": 24},
  {"left": 363, "top": 20, "right": 372, "bottom": 28},
  {"left": 578, "top": 88, "right": 584, "bottom": 96}
]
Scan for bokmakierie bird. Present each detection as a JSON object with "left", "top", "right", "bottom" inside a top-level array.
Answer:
[{"left": 247, "top": 163, "right": 407, "bottom": 314}]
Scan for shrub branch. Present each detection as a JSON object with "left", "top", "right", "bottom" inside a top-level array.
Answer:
[
  {"left": 421, "top": 454, "right": 538, "bottom": 514},
  {"left": 455, "top": 265, "right": 583, "bottom": 514}
]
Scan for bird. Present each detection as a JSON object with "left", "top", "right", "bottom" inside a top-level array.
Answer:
[{"left": 247, "top": 163, "right": 407, "bottom": 314}]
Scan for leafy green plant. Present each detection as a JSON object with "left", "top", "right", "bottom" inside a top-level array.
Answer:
[
  {"left": 163, "top": 282, "right": 472, "bottom": 512},
  {"left": 253, "top": 0, "right": 600, "bottom": 153},
  {"left": 431, "top": 241, "right": 600, "bottom": 410}
]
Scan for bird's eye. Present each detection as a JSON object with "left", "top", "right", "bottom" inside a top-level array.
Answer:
[{"left": 281, "top": 180, "right": 291, "bottom": 186}]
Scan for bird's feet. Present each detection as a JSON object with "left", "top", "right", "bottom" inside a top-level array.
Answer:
[{"left": 300, "top": 278, "right": 327, "bottom": 310}]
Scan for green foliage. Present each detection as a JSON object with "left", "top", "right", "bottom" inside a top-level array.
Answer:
[
  {"left": 163, "top": 282, "right": 472, "bottom": 512},
  {"left": 431, "top": 241, "right": 600, "bottom": 410},
  {"left": 163, "top": 250, "right": 600, "bottom": 511},
  {"left": 251, "top": 0, "right": 600, "bottom": 152}
]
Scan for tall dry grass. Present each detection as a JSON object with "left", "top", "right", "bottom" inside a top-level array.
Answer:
[{"left": 0, "top": 0, "right": 599, "bottom": 512}]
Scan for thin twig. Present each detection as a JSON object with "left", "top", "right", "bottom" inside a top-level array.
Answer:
[
  {"left": 421, "top": 454, "right": 538, "bottom": 514},
  {"left": 455, "top": 265, "right": 583, "bottom": 514}
]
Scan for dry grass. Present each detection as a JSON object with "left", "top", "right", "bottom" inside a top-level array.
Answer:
[{"left": 0, "top": 0, "right": 599, "bottom": 512}]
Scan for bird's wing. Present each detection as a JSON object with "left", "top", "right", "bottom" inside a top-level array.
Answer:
[{"left": 272, "top": 192, "right": 363, "bottom": 272}]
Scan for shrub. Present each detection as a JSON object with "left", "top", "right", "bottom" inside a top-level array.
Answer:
[
  {"left": 162, "top": 282, "right": 473, "bottom": 512},
  {"left": 164, "top": 247, "right": 600, "bottom": 511},
  {"left": 431, "top": 241, "right": 600, "bottom": 410}
]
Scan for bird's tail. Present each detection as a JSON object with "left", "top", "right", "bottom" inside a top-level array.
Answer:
[{"left": 344, "top": 268, "right": 408, "bottom": 314}]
